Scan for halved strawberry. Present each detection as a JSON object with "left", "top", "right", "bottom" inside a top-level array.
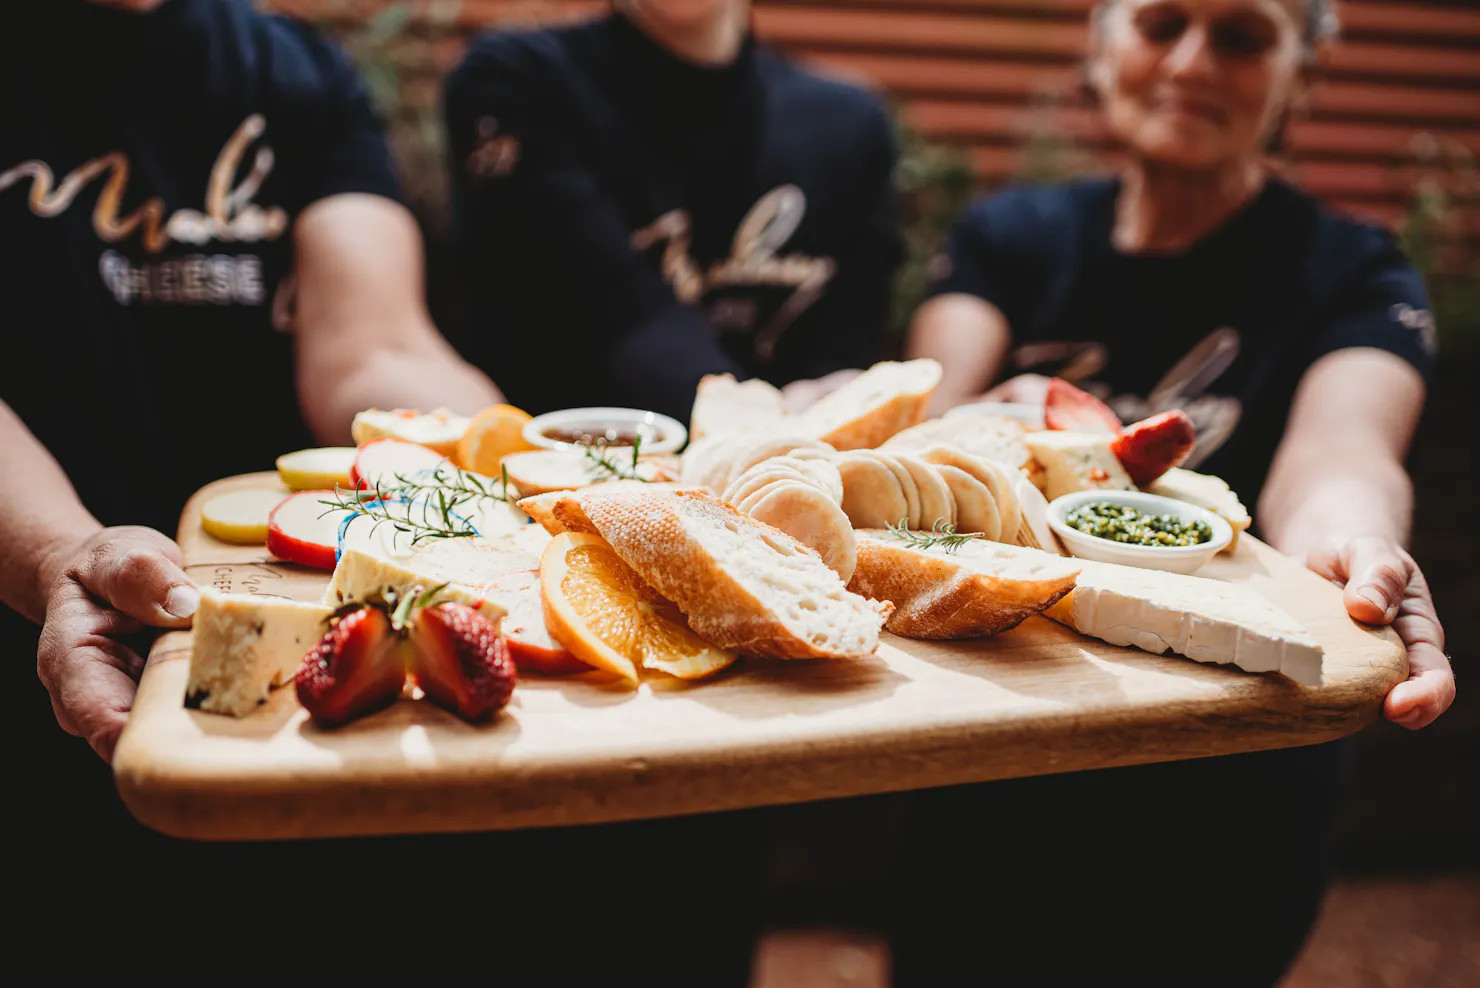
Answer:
[
  {"left": 407, "top": 601, "right": 516, "bottom": 722},
  {"left": 296, "top": 607, "right": 407, "bottom": 728},
  {"left": 1111, "top": 410, "right": 1197, "bottom": 487},
  {"left": 1044, "top": 378, "right": 1122, "bottom": 434}
]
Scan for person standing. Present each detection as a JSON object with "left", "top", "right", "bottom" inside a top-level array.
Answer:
[
  {"left": 445, "top": 0, "right": 903, "bottom": 420},
  {"left": 898, "top": 1, "right": 1453, "bottom": 983}
]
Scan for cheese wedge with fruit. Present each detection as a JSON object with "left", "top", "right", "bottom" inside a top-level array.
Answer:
[
  {"left": 1044, "top": 558, "right": 1322, "bottom": 686},
  {"left": 1025, "top": 430, "right": 1137, "bottom": 501},
  {"left": 186, "top": 590, "right": 334, "bottom": 716},
  {"left": 1148, "top": 468, "right": 1252, "bottom": 551},
  {"left": 323, "top": 548, "right": 506, "bottom": 624},
  {"left": 352, "top": 408, "right": 469, "bottom": 459}
]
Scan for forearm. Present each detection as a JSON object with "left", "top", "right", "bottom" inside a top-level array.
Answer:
[
  {"left": 906, "top": 295, "right": 1013, "bottom": 415},
  {"left": 0, "top": 403, "right": 103, "bottom": 622},
  {"left": 299, "top": 329, "right": 501, "bottom": 445},
  {"left": 1258, "top": 443, "right": 1412, "bottom": 561}
]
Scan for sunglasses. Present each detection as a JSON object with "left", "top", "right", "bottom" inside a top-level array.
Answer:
[{"left": 1133, "top": 7, "right": 1283, "bottom": 59}]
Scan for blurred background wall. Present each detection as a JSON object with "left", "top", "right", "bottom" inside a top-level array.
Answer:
[{"left": 268, "top": 0, "right": 1477, "bottom": 960}]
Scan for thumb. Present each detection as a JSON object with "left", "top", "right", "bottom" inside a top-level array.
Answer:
[
  {"left": 1339, "top": 538, "right": 1411, "bottom": 626},
  {"left": 70, "top": 527, "right": 197, "bottom": 628}
]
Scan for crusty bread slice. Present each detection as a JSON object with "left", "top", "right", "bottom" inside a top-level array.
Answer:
[
  {"left": 518, "top": 481, "right": 690, "bottom": 534},
  {"left": 883, "top": 415, "right": 1034, "bottom": 475},
  {"left": 848, "top": 531, "right": 1081, "bottom": 639},
  {"left": 502, "top": 449, "right": 661, "bottom": 497},
  {"left": 792, "top": 359, "right": 942, "bottom": 450},
  {"left": 690, "top": 374, "right": 786, "bottom": 442},
  {"left": 575, "top": 487, "right": 890, "bottom": 659}
]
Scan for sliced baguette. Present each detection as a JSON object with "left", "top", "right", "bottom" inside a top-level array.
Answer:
[
  {"left": 849, "top": 532, "right": 1080, "bottom": 639},
  {"left": 518, "top": 481, "right": 690, "bottom": 534},
  {"left": 883, "top": 415, "right": 1035, "bottom": 475},
  {"left": 502, "top": 449, "right": 661, "bottom": 497},
  {"left": 792, "top": 359, "right": 942, "bottom": 450},
  {"left": 575, "top": 487, "right": 890, "bottom": 659},
  {"left": 690, "top": 374, "right": 786, "bottom": 442},
  {"left": 745, "top": 480, "right": 858, "bottom": 583}
]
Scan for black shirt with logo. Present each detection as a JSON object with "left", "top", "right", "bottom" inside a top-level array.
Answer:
[
  {"left": 0, "top": 0, "right": 399, "bottom": 536},
  {"left": 929, "top": 177, "right": 1436, "bottom": 515},
  {"left": 445, "top": 12, "right": 903, "bottom": 421}
]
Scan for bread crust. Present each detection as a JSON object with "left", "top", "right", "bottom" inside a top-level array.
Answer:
[
  {"left": 848, "top": 533, "right": 1079, "bottom": 639},
  {"left": 578, "top": 488, "right": 888, "bottom": 659}
]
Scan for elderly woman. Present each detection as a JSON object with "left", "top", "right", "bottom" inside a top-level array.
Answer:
[{"left": 894, "top": 0, "right": 1454, "bottom": 983}]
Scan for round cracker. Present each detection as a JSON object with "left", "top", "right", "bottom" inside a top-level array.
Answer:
[
  {"left": 736, "top": 478, "right": 804, "bottom": 515},
  {"left": 747, "top": 481, "right": 858, "bottom": 583},
  {"left": 835, "top": 454, "right": 910, "bottom": 529},
  {"left": 723, "top": 462, "right": 825, "bottom": 507},
  {"left": 920, "top": 445, "right": 1020, "bottom": 544},
  {"left": 853, "top": 450, "right": 920, "bottom": 528},
  {"left": 889, "top": 451, "right": 955, "bottom": 531},
  {"left": 724, "top": 435, "right": 835, "bottom": 490},
  {"left": 934, "top": 464, "right": 1000, "bottom": 541},
  {"left": 765, "top": 454, "right": 844, "bottom": 504}
]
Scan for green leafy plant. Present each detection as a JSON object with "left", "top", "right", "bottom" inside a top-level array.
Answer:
[
  {"left": 1394, "top": 133, "right": 1480, "bottom": 347},
  {"left": 889, "top": 109, "right": 975, "bottom": 341}
]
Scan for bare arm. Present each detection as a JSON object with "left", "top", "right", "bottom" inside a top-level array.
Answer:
[
  {"left": 292, "top": 194, "right": 502, "bottom": 444},
  {"left": 905, "top": 294, "right": 1014, "bottom": 416},
  {"left": 0, "top": 402, "right": 104, "bottom": 623},
  {"left": 1260, "top": 347, "right": 1452, "bottom": 729}
]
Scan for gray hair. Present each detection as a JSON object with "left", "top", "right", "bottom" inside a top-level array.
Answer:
[{"left": 1092, "top": 1, "right": 1341, "bottom": 58}]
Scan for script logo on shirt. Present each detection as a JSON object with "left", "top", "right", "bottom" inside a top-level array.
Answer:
[
  {"left": 632, "top": 184, "right": 837, "bottom": 360},
  {"left": 0, "top": 114, "right": 287, "bottom": 307}
]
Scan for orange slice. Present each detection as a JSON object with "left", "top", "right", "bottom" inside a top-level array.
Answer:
[
  {"left": 457, "top": 404, "right": 537, "bottom": 475},
  {"left": 539, "top": 532, "right": 738, "bottom": 683}
]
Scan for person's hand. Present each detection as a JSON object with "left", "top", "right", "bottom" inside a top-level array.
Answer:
[
  {"left": 36, "top": 526, "right": 197, "bottom": 762},
  {"left": 780, "top": 369, "right": 862, "bottom": 414},
  {"left": 980, "top": 373, "right": 1052, "bottom": 406},
  {"left": 1307, "top": 536, "right": 1454, "bottom": 729}
]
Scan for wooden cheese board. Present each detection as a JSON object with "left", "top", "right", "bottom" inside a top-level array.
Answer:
[{"left": 113, "top": 472, "right": 1407, "bottom": 841}]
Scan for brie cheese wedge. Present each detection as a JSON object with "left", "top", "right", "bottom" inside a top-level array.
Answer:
[
  {"left": 186, "top": 590, "right": 334, "bottom": 716},
  {"left": 1045, "top": 558, "right": 1323, "bottom": 686}
]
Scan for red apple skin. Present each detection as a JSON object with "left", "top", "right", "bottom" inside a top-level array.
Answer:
[
  {"left": 266, "top": 491, "right": 340, "bottom": 570},
  {"left": 349, "top": 437, "right": 445, "bottom": 491},
  {"left": 486, "top": 570, "right": 590, "bottom": 675}
]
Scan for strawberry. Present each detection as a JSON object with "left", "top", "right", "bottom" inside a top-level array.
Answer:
[
  {"left": 1111, "top": 410, "right": 1197, "bottom": 487},
  {"left": 407, "top": 601, "right": 516, "bottom": 723},
  {"left": 296, "top": 607, "right": 407, "bottom": 728},
  {"left": 1044, "top": 378, "right": 1122, "bottom": 434}
]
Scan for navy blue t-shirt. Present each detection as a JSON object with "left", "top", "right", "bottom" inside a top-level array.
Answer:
[
  {"left": 929, "top": 177, "right": 1436, "bottom": 515},
  {"left": 445, "top": 13, "right": 903, "bottom": 422},
  {"left": 0, "top": 0, "right": 399, "bottom": 535}
]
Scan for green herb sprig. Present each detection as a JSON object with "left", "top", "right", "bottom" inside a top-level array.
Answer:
[
  {"left": 580, "top": 435, "right": 650, "bottom": 483},
  {"left": 318, "top": 459, "right": 518, "bottom": 548},
  {"left": 885, "top": 517, "right": 982, "bottom": 554}
]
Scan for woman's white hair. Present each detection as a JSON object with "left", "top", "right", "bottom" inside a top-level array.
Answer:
[{"left": 1092, "top": 0, "right": 1341, "bottom": 58}]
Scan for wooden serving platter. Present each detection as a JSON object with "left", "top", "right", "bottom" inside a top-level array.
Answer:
[{"left": 114, "top": 472, "right": 1406, "bottom": 841}]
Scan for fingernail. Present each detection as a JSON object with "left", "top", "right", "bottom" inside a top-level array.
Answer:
[
  {"left": 1356, "top": 587, "right": 1389, "bottom": 615},
  {"left": 165, "top": 584, "right": 199, "bottom": 618}
]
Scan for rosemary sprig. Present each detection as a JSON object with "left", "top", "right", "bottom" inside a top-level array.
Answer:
[
  {"left": 885, "top": 517, "right": 983, "bottom": 554},
  {"left": 320, "top": 477, "right": 480, "bottom": 547},
  {"left": 383, "top": 462, "right": 518, "bottom": 506},
  {"left": 580, "top": 435, "right": 650, "bottom": 483}
]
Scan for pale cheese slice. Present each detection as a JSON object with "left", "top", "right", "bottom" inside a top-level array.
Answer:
[
  {"left": 186, "top": 589, "right": 333, "bottom": 717},
  {"left": 1044, "top": 558, "right": 1322, "bottom": 686},
  {"left": 1148, "top": 468, "right": 1252, "bottom": 552},
  {"left": 323, "top": 548, "right": 506, "bottom": 624},
  {"left": 1025, "top": 431, "right": 1137, "bottom": 501}
]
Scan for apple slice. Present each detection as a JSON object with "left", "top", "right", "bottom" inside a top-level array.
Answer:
[
  {"left": 484, "top": 570, "right": 588, "bottom": 674},
  {"left": 350, "top": 438, "right": 447, "bottom": 492},
  {"left": 268, "top": 491, "right": 356, "bottom": 570},
  {"left": 277, "top": 447, "right": 357, "bottom": 491},
  {"left": 201, "top": 488, "right": 289, "bottom": 544}
]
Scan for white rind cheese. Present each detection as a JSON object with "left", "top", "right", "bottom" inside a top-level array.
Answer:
[
  {"left": 1025, "top": 431, "right": 1136, "bottom": 501},
  {"left": 1045, "top": 559, "right": 1323, "bottom": 686},
  {"left": 323, "top": 548, "right": 506, "bottom": 624},
  {"left": 186, "top": 590, "right": 334, "bottom": 716},
  {"left": 1148, "top": 468, "right": 1252, "bottom": 552}
]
